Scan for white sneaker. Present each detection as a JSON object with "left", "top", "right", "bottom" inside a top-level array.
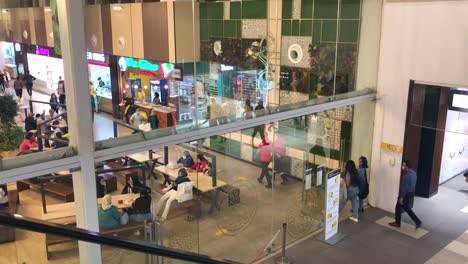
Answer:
[{"left": 349, "top": 217, "right": 359, "bottom": 223}]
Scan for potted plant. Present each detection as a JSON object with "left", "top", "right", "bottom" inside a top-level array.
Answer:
[{"left": 0, "top": 95, "right": 24, "bottom": 158}]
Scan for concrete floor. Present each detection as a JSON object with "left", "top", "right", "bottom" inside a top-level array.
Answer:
[{"left": 260, "top": 176, "right": 468, "bottom": 264}]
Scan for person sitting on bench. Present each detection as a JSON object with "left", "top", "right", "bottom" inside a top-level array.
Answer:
[
  {"left": 154, "top": 168, "right": 190, "bottom": 223},
  {"left": 98, "top": 195, "right": 126, "bottom": 229},
  {"left": 122, "top": 175, "right": 143, "bottom": 194},
  {"left": 129, "top": 188, "right": 152, "bottom": 223}
]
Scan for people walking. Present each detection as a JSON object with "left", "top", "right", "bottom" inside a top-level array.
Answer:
[
  {"left": 49, "top": 93, "right": 59, "bottom": 113},
  {"left": 23, "top": 70, "right": 36, "bottom": 97},
  {"left": 57, "top": 76, "right": 66, "bottom": 110},
  {"left": 343, "top": 160, "right": 361, "bottom": 222},
  {"left": 13, "top": 77, "right": 24, "bottom": 98},
  {"left": 252, "top": 100, "right": 266, "bottom": 143},
  {"left": 257, "top": 138, "right": 273, "bottom": 188},
  {"left": 389, "top": 160, "right": 422, "bottom": 229},
  {"left": 358, "top": 156, "right": 369, "bottom": 212}
]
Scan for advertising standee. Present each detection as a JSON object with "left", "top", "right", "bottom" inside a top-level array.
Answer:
[{"left": 317, "top": 168, "right": 346, "bottom": 245}]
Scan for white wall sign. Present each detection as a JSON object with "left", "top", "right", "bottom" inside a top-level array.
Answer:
[
  {"left": 86, "top": 51, "right": 106, "bottom": 63},
  {"left": 325, "top": 168, "right": 341, "bottom": 240},
  {"left": 305, "top": 168, "right": 312, "bottom": 190}
]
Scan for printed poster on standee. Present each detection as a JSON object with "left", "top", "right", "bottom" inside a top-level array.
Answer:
[{"left": 325, "top": 168, "right": 341, "bottom": 240}]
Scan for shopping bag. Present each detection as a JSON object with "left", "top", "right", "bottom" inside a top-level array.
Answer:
[{"left": 176, "top": 182, "right": 193, "bottom": 203}]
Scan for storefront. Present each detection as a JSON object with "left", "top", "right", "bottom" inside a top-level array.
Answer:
[
  {"left": 87, "top": 51, "right": 113, "bottom": 114},
  {"left": 117, "top": 56, "right": 180, "bottom": 128},
  {"left": 0, "top": 41, "right": 17, "bottom": 79},
  {"left": 18, "top": 45, "right": 115, "bottom": 113}
]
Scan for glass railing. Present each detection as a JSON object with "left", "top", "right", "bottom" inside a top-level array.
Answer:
[
  {"left": 0, "top": 100, "right": 375, "bottom": 263},
  {"left": 95, "top": 89, "right": 376, "bottom": 152}
]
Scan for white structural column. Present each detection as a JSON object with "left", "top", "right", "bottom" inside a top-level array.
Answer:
[
  {"left": 57, "top": 0, "right": 101, "bottom": 263},
  {"left": 351, "top": 0, "right": 383, "bottom": 207}
]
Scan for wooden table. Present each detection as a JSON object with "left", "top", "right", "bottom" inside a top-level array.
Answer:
[
  {"left": 127, "top": 151, "right": 162, "bottom": 182},
  {"left": 41, "top": 193, "right": 140, "bottom": 222},
  {"left": 154, "top": 166, "right": 227, "bottom": 193}
]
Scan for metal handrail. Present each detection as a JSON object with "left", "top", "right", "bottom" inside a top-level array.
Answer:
[{"left": 0, "top": 213, "right": 232, "bottom": 264}]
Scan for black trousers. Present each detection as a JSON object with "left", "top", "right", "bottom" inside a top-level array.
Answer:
[
  {"left": 59, "top": 94, "right": 66, "bottom": 110},
  {"left": 252, "top": 125, "right": 265, "bottom": 140},
  {"left": 395, "top": 193, "right": 421, "bottom": 226},
  {"left": 15, "top": 88, "right": 23, "bottom": 98},
  {"left": 259, "top": 161, "right": 272, "bottom": 186},
  {"left": 26, "top": 84, "right": 33, "bottom": 96}
]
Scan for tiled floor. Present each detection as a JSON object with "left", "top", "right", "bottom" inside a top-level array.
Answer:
[{"left": 261, "top": 176, "right": 468, "bottom": 264}]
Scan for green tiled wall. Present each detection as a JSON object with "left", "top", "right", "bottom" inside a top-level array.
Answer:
[
  {"left": 200, "top": 0, "right": 268, "bottom": 40},
  {"left": 242, "top": 0, "right": 267, "bottom": 19}
]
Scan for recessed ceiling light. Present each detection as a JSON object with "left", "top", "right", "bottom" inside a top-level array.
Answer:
[
  {"left": 44, "top": 7, "right": 51, "bottom": 12},
  {"left": 113, "top": 6, "right": 123, "bottom": 11}
]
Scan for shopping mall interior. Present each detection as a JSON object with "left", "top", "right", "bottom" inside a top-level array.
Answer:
[{"left": 0, "top": 0, "right": 467, "bottom": 263}]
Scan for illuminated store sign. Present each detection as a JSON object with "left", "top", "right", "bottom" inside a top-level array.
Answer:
[
  {"left": 118, "top": 57, "right": 175, "bottom": 77},
  {"left": 220, "top": 64, "right": 234, "bottom": 71},
  {"left": 119, "top": 57, "right": 159, "bottom": 72},
  {"left": 35, "top": 47, "right": 50, "bottom": 56},
  {"left": 86, "top": 51, "right": 106, "bottom": 63}
]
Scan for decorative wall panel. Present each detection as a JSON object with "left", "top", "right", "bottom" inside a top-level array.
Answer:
[
  {"left": 281, "top": 36, "right": 311, "bottom": 68},
  {"left": 241, "top": 19, "right": 267, "bottom": 39}
]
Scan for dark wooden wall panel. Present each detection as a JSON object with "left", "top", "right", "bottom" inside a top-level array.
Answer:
[
  {"left": 142, "top": 2, "right": 169, "bottom": 62},
  {"left": 101, "top": 5, "right": 113, "bottom": 54}
]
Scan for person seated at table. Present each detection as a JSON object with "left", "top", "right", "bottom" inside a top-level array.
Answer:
[
  {"left": 0, "top": 185, "right": 8, "bottom": 208},
  {"left": 96, "top": 175, "right": 106, "bottom": 198},
  {"left": 19, "top": 132, "right": 37, "bottom": 153},
  {"left": 98, "top": 194, "right": 125, "bottom": 229},
  {"left": 176, "top": 151, "right": 195, "bottom": 168},
  {"left": 191, "top": 154, "right": 209, "bottom": 173},
  {"left": 154, "top": 168, "right": 191, "bottom": 223},
  {"left": 24, "top": 112, "right": 37, "bottom": 132},
  {"left": 46, "top": 108, "right": 57, "bottom": 120},
  {"left": 51, "top": 132, "right": 69, "bottom": 149},
  {"left": 122, "top": 175, "right": 143, "bottom": 194},
  {"left": 130, "top": 107, "right": 147, "bottom": 127},
  {"left": 129, "top": 188, "right": 152, "bottom": 223},
  {"left": 203, "top": 162, "right": 213, "bottom": 177}
]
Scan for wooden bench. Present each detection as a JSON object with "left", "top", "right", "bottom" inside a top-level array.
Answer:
[
  {"left": 104, "top": 161, "right": 143, "bottom": 186},
  {"left": 0, "top": 184, "right": 20, "bottom": 244},
  {"left": 17, "top": 179, "right": 74, "bottom": 202},
  {"left": 219, "top": 185, "right": 240, "bottom": 207},
  {"left": 46, "top": 221, "right": 148, "bottom": 259}
]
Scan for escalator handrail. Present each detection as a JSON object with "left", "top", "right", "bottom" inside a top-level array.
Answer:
[{"left": 0, "top": 212, "right": 234, "bottom": 264}]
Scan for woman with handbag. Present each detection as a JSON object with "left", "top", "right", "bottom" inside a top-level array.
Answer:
[{"left": 358, "top": 156, "right": 369, "bottom": 213}]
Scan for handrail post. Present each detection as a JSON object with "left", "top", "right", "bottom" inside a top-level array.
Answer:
[
  {"left": 37, "top": 125, "right": 44, "bottom": 151},
  {"left": 275, "top": 223, "right": 292, "bottom": 264}
]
